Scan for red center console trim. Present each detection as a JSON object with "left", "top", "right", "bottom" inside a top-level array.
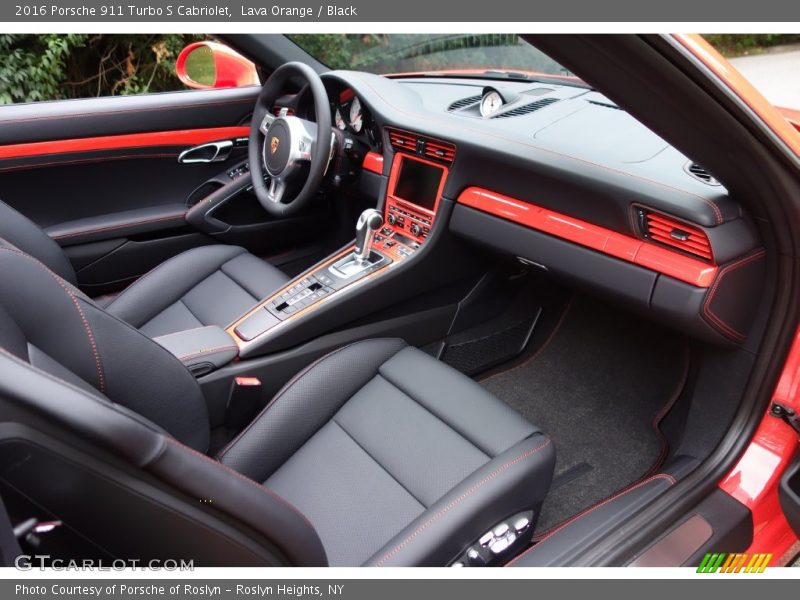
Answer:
[
  {"left": 457, "top": 187, "right": 718, "bottom": 288},
  {"left": 383, "top": 153, "right": 449, "bottom": 245},
  {"left": 0, "top": 126, "right": 250, "bottom": 160},
  {"left": 363, "top": 151, "right": 384, "bottom": 175}
]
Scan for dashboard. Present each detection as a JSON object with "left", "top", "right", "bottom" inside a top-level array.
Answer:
[{"left": 276, "top": 70, "right": 765, "bottom": 348}]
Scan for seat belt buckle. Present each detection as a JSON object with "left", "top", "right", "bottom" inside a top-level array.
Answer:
[{"left": 226, "top": 376, "right": 262, "bottom": 431}]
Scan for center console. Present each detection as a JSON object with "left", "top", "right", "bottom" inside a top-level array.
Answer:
[
  {"left": 226, "top": 134, "right": 452, "bottom": 356},
  {"left": 375, "top": 152, "right": 447, "bottom": 252}
]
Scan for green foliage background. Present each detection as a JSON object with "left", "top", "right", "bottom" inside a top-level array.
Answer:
[
  {"left": 703, "top": 34, "right": 800, "bottom": 57},
  {"left": 1, "top": 34, "right": 798, "bottom": 105},
  {"left": 0, "top": 34, "right": 206, "bottom": 104}
]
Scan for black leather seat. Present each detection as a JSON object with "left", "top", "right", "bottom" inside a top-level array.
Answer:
[
  {"left": 0, "top": 200, "right": 289, "bottom": 337},
  {"left": 0, "top": 237, "right": 555, "bottom": 566}
]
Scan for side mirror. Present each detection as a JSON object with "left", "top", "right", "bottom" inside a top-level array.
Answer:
[{"left": 176, "top": 41, "right": 260, "bottom": 90}]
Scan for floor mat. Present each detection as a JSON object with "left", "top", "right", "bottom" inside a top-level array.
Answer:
[{"left": 479, "top": 295, "right": 689, "bottom": 532}]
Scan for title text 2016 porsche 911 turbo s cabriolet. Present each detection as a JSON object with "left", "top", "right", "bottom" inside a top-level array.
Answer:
[{"left": 0, "top": 33, "right": 799, "bottom": 568}]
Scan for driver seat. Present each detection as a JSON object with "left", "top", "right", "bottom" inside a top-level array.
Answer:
[{"left": 0, "top": 200, "right": 289, "bottom": 337}]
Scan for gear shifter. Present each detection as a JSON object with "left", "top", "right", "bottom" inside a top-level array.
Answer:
[
  {"left": 329, "top": 208, "right": 388, "bottom": 279},
  {"left": 354, "top": 208, "right": 383, "bottom": 262}
]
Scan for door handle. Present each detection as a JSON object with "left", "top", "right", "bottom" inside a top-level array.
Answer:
[{"left": 178, "top": 140, "right": 234, "bottom": 164}]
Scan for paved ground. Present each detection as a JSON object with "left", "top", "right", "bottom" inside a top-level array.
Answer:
[{"left": 729, "top": 45, "right": 800, "bottom": 109}]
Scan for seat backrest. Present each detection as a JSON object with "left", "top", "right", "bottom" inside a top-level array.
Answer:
[
  {"left": 0, "top": 200, "right": 77, "bottom": 285},
  {"left": 0, "top": 238, "right": 208, "bottom": 450}
]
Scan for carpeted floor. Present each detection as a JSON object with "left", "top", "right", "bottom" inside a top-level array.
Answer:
[{"left": 479, "top": 295, "right": 689, "bottom": 532}]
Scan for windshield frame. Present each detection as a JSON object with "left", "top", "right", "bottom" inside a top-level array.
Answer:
[{"left": 285, "top": 34, "right": 586, "bottom": 86}]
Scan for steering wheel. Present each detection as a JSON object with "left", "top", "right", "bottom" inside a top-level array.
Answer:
[{"left": 248, "top": 62, "right": 332, "bottom": 218}]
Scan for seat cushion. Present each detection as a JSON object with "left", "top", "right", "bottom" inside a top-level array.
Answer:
[
  {"left": 105, "top": 245, "right": 289, "bottom": 338},
  {"left": 218, "top": 338, "right": 555, "bottom": 566}
]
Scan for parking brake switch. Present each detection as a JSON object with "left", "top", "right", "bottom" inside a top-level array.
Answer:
[{"left": 450, "top": 511, "right": 533, "bottom": 567}]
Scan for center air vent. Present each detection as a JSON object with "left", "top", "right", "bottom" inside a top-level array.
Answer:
[
  {"left": 494, "top": 97, "right": 559, "bottom": 119},
  {"left": 388, "top": 129, "right": 417, "bottom": 151},
  {"left": 447, "top": 95, "right": 482, "bottom": 111},
  {"left": 387, "top": 127, "right": 455, "bottom": 165},
  {"left": 685, "top": 161, "right": 721, "bottom": 186},
  {"left": 640, "top": 209, "right": 714, "bottom": 262}
]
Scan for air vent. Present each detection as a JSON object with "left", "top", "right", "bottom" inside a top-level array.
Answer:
[
  {"left": 642, "top": 210, "right": 714, "bottom": 262},
  {"left": 588, "top": 100, "right": 623, "bottom": 110},
  {"left": 387, "top": 127, "right": 455, "bottom": 165},
  {"left": 447, "top": 95, "right": 482, "bottom": 111},
  {"left": 685, "top": 162, "right": 721, "bottom": 186},
  {"left": 494, "top": 97, "right": 558, "bottom": 119},
  {"left": 423, "top": 139, "right": 456, "bottom": 164},
  {"left": 388, "top": 129, "right": 418, "bottom": 152}
]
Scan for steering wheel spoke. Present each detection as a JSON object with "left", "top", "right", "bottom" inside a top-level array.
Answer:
[
  {"left": 259, "top": 113, "right": 276, "bottom": 135},
  {"left": 266, "top": 177, "right": 287, "bottom": 204}
]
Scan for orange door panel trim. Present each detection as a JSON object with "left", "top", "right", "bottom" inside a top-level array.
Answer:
[
  {"left": 0, "top": 126, "right": 251, "bottom": 160},
  {"left": 457, "top": 187, "right": 718, "bottom": 288}
]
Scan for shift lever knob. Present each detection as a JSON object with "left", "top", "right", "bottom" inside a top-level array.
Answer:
[{"left": 355, "top": 208, "right": 383, "bottom": 261}]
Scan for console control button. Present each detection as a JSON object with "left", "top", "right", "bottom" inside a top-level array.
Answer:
[
  {"left": 493, "top": 523, "right": 510, "bottom": 538},
  {"left": 513, "top": 517, "right": 530, "bottom": 533}
]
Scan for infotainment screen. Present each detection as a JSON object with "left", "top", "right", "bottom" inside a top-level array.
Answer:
[{"left": 392, "top": 157, "right": 444, "bottom": 211}]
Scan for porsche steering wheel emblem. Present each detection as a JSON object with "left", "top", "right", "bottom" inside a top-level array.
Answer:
[{"left": 270, "top": 136, "right": 280, "bottom": 155}]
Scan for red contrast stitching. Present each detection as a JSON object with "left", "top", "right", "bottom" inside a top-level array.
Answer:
[
  {"left": 51, "top": 212, "right": 187, "bottom": 240},
  {"left": 106, "top": 247, "right": 246, "bottom": 314},
  {"left": 0, "top": 153, "right": 176, "bottom": 173},
  {"left": 216, "top": 340, "right": 382, "bottom": 459},
  {"left": 0, "top": 246, "right": 106, "bottom": 393},
  {"left": 639, "top": 342, "right": 691, "bottom": 480},
  {"left": 506, "top": 473, "right": 676, "bottom": 567},
  {"left": 702, "top": 249, "right": 766, "bottom": 342},
  {"left": 161, "top": 437, "right": 316, "bottom": 531},
  {"left": 373, "top": 438, "right": 552, "bottom": 567}
]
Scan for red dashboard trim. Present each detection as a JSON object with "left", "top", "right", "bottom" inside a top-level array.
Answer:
[
  {"left": 0, "top": 126, "right": 251, "bottom": 160},
  {"left": 363, "top": 151, "right": 385, "bottom": 175},
  {"left": 458, "top": 187, "right": 718, "bottom": 288}
]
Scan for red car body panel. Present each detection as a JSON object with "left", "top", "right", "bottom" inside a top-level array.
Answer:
[
  {"left": 678, "top": 34, "right": 800, "bottom": 563},
  {"left": 719, "top": 327, "right": 800, "bottom": 562}
]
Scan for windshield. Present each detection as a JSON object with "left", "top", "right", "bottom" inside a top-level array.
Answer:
[{"left": 288, "top": 34, "right": 573, "bottom": 80}]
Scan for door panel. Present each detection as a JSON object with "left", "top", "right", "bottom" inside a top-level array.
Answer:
[
  {"left": 0, "top": 87, "right": 259, "bottom": 144},
  {"left": 0, "top": 86, "right": 331, "bottom": 295}
]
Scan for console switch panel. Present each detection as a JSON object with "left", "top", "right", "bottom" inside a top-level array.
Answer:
[{"left": 266, "top": 276, "right": 335, "bottom": 320}]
